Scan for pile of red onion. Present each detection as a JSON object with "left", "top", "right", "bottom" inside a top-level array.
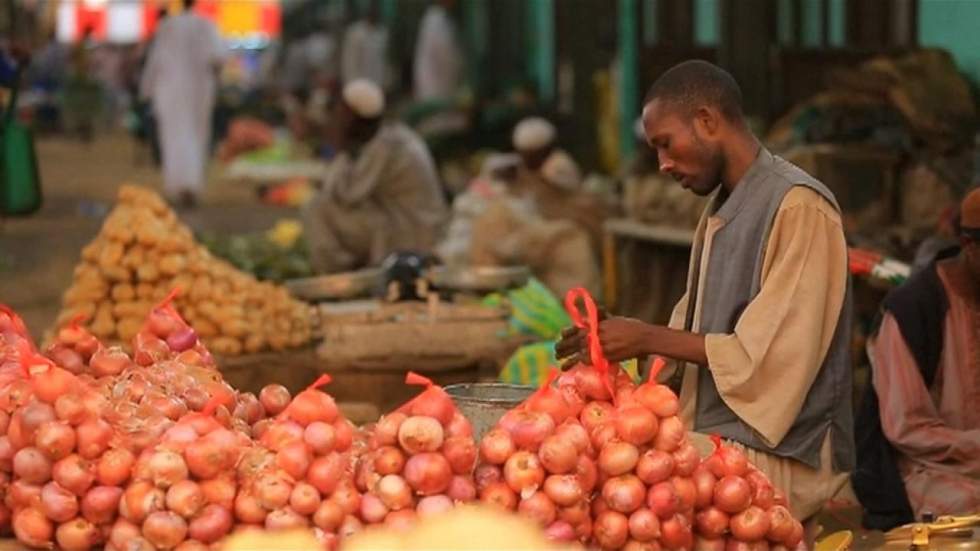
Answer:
[
  {"left": 474, "top": 369, "right": 596, "bottom": 544},
  {"left": 237, "top": 374, "right": 358, "bottom": 551},
  {"left": 353, "top": 373, "right": 477, "bottom": 533},
  {"left": 476, "top": 361, "right": 808, "bottom": 551},
  {"left": 692, "top": 435, "right": 804, "bottom": 551}
]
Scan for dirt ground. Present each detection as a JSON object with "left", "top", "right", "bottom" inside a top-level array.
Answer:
[{"left": 0, "top": 130, "right": 294, "bottom": 337}]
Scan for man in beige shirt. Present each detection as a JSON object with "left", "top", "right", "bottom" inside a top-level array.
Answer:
[{"left": 557, "top": 61, "right": 854, "bottom": 520}]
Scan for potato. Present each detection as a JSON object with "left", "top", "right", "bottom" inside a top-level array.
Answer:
[
  {"left": 64, "top": 282, "right": 107, "bottom": 304},
  {"left": 102, "top": 265, "right": 131, "bottom": 283},
  {"left": 209, "top": 337, "right": 242, "bottom": 356},
  {"left": 212, "top": 280, "right": 231, "bottom": 298},
  {"left": 116, "top": 317, "right": 142, "bottom": 342},
  {"left": 136, "top": 264, "right": 159, "bottom": 283},
  {"left": 288, "top": 332, "right": 308, "bottom": 347},
  {"left": 151, "top": 286, "right": 169, "bottom": 301},
  {"left": 103, "top": 212, "right": 135, "bottom": 244},
  {"left": 159, "top": 254, "right": 187, "bottom": 276},
  {"left": 193, "top": 319, "right": 218, "bottom": 338},
  {"left": 122, "top": 246, "right": 145, "bottom": 269},
  {"left": 73, "top": 262, "right": 98, "bottom": 280},
  {"left": 189, "top": 275, "right": 212, "bottom": 301},
  {"left": 91, "top": 304, "right": 115, "bottom": 338},
  {"left": 220, "top": 319, "right": 249, "bottom": 338},
  {"left": 97, "top": 241, "right": 124, "bottom": 270},
  {"left": 80, "top": 241, "right": 102, "bottom": 263},
  {"left": 268, "top": 334, "right": 289, "bottom": 351},
  {"left": 113, "top": 301, "right": 150, "bottom": 319},
  {"left": 110, "top": 283, "right": 136, "bottom": 302},
  {"left": 169, "top": 274, "right": 194, "bottom": 295},
  {"left": 243, "top": 334, "right": 265, "bottom": 354},
  {"left": 274, "top": 318, "right": 291, "bottom": 333},
  {"left": 55, "top": 303, "right": 96, "bottom": 327},
  {"left": 136, "top": 282, "right": 155, "bottom": 299},
  {"left": 137, "top": 225, "right": 166, "bottom": 247}
]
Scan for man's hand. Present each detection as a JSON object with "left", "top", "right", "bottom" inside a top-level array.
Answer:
[
  {"left": 555, "top": 303, "right": 609, "bottom": 369},
  {"left": 597, "top": 317, "right": 655, "bottom": 362},
  {"left": 555, "top": 326, "right": 587, "bottom": 369}
]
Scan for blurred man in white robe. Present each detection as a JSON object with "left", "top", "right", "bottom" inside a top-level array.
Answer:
[
  {"left": 413, "top": 0, "right": 461, "bottom": 101},
  {"left": 140, "top": 0, "right": 224, "bottom": 207},
  {"left": 341, "top": 2, "right": 388, "bottom": 89}
]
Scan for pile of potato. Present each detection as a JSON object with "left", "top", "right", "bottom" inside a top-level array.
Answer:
[{"left": 54, "top": 185, "right": 313, "bottom": 355}]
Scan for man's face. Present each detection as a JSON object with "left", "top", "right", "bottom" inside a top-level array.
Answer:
[
  {"left": 331, "top": 99, "right": 354, "bottom": 136},
  {"left": 520, "top": 145, "right": 553, "bottom": 172},
  {"left": 642, "top": 99, "right": 724, "bottom": 196}
]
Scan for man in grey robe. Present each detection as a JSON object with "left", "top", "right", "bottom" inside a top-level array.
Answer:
[{"left": 302, "top": 80, "right": 448, "bottom": 273}]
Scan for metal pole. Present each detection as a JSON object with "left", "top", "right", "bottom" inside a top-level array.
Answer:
[{"left": 618, "top": 0, "right": 639, "bottom": 161}]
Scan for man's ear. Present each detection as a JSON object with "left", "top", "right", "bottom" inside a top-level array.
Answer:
[{"left": 694, "top": 106, "right": 721, "bottom": 138}]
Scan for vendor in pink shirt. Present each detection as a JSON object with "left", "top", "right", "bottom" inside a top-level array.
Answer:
[{"left": 856, "top": 187, "right": 980, "bottom": 527}]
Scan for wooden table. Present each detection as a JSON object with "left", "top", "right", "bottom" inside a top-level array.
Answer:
[{"left": 602, "top": 218, "right": 695, "bottom": 322}]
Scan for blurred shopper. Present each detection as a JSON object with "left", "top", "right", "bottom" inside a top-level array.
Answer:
[
  {"left": 140, "top": 0, "right": 224, "bottom": 207},
  {"left": 27, "top": 31, "right": 67, "bottom": 93},
  {"left": 856, "top": 188, "right": 980, "bottom": 524},
  {"left": 305, "top": 26, "right": 339, "bottom": 85},
  {"left": 0, "top": 37, "right": 29, "bottom": 86},
  {"left": 512, "top": 116, "right": 607, "bottom": 250},
  {"left": 413, "top": 0, "right": 461, "bottom": 101},
  {"left": 341, "top": 1, "right": 388, "bottom": 89},
  {"left": 302, "top": 79, "right": 448, "bottom": 273},
  {"left": 62, "top": 27, "right": 102, "bottom": 142}
]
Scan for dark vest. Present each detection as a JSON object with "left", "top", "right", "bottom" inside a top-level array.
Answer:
[{"left": 687, "top": 148, "right": 855, "bottom": 471}]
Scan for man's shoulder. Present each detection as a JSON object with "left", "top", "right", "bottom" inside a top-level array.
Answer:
[
  {"left": 766, "top": 153, "right": 842, "bottom": 216},
  {"left": 382, "top": 122, "right": 425, "bottom": 146}
]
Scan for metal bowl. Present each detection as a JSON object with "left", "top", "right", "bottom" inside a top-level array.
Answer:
[
  {"left": 445, "top": 383, "right": 535, "bottom": 439},
  {"left": 426, "top": 265, "right": 531, "bottom": 293},
  {"left": 284, "top": 268, "right": 382, "bottom": 302}
]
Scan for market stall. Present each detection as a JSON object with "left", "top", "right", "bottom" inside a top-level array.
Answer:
[{"left": 0, "top": 288, "right": 822, "bottom": 550}]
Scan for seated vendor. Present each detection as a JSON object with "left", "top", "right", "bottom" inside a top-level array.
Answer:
[
  {"left": 855, "top": 188, "right": 980, "bottom": 525},
  {"left": 511, "top": 117, "right": 608, "bottom": 250},
  {"left": 301, "top": 80, "right": 448, "bottom": 273}
]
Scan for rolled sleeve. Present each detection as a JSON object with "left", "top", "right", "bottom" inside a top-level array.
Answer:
[{"left": 704, "top": 187, "right": 848, "bottom": 447}]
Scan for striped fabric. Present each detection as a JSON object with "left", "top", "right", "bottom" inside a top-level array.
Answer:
[
  {"left": 483, "top": 278, "right": 570, "bottom": 340},
  {"left": 486, "top": 279, "right": 638, "bottom": 386}
]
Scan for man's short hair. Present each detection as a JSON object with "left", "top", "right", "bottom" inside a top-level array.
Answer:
[{"left": 644, "top": 60, "right": 744, "bottom": 122}]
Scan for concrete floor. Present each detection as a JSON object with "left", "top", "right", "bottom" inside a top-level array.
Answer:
[{"left": 0, "top": 131, "right": 294, "bottom": 338}]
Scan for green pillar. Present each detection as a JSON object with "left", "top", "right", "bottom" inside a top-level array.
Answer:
[
  {"left": 618, "top": 0, "right": 639, "bottom": 160},
  {"left": 380, "top": 0, "right": 396, "bottom": 24},
  {"left": 462, "top": 0, "right": 488, "bottom": 94},
  {"left": 527, "top": 0, "right": 555, "bottom": 103}
]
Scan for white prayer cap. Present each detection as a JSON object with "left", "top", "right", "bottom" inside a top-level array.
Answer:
[
  {"left": 342, "top": 79, "right": 385, "bottom": 119},
  {"left": 541, "top": 150, "right": 581, "bottom": 191},
  {"left": 512, "top": 117, "right": 556, "bottom": 151}
]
